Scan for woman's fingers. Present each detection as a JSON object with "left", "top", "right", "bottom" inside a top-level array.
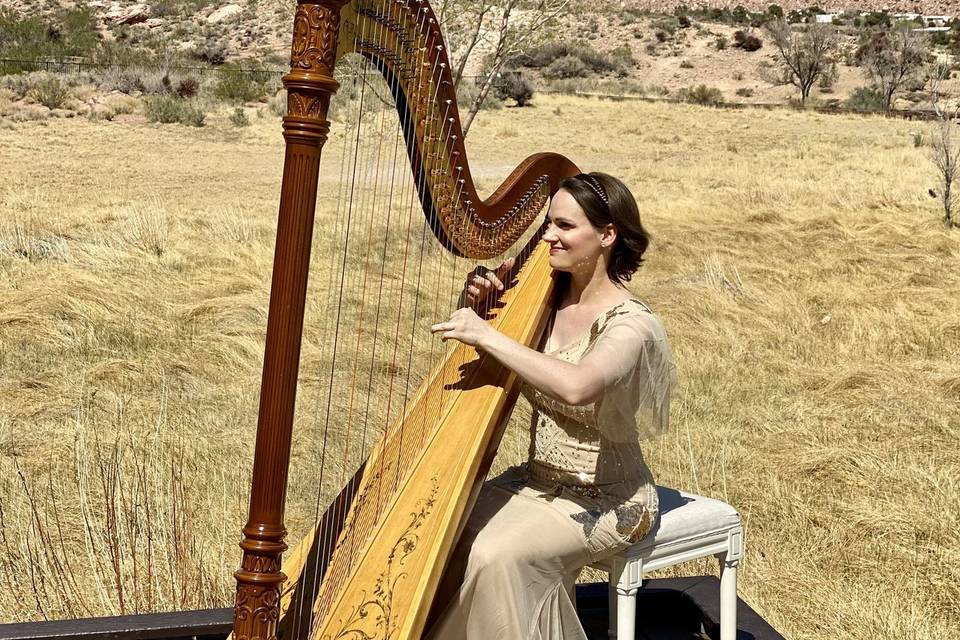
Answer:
[
  {"left": 484, "top": 271, "right": 503, "bottom": 291},
  {"left": 487, "top": 257, "right": 514, "bottom": 291},
  {"left": 430, "top": 321, "right": 454, "bottom": 334}
]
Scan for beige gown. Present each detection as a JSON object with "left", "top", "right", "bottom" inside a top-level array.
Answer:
[{"left": 425, "top": 298, "right": 677, "bottom": 640}]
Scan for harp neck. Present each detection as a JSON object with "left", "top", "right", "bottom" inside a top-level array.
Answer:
[{"left": 337, "top": 0, "right": 578, "bottom": 257}]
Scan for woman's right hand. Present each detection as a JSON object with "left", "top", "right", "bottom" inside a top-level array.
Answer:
[{"left": 460, "top": 257, "right": 515, "bottom": 310}]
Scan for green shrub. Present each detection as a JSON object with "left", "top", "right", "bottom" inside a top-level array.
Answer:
[
  {"left": 846, "top": 86, "right": 884, "bottom": 111},
  {"left": 679, "top": 84, "right": 724, "bottom": 106},
  {"left": 736, "top": 87, "right": 753, "bottom": 97},
  {"left": 28, "top": 76, "right": 69, "bottom": 109},
  {"left": 715, "top": 35, "right": 728, "bottom": 50},
  {"left": 543, "top": 55, "right": 589, "bottom": 80},
  {"left": 650, "top": 16, "right": 679, "bottom": 36},
  {"left": 0, "top": 7, "right": 99, "bottom": 61},
  {"left": 455, "top": 81, "right": 503, "bottom": 112},
  {"left": 510, "top": 41, "right": 626, "bottom": 76},
  {"left": 144, "top": 96, "right": 205, "bottom": 126},
  {"left": 494, "top": 71, "right": 534, "bottom": 106},
  {"left": 732, "top": 5, "right": 751, "bottom": 24},
  {"left": 213, "top": 63, "right": 273, "bottom": 103},
  {"left": 860, "top": 11, "right": 891, "bottom": 29},
  {"left": 229, "top": 106, "right": 249, "bottom": 126}
]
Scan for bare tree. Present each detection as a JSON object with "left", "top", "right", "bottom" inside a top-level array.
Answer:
[
  {"left": 855, "top": 27, "right": 929, "bottom": 110},
  {"left": 765, "top": 19, "right": 838, "bottom": 105},
  {"left": 438, "top": 0, "right": 569, "bottom": 137},
  {"left": 928, "top": 65, "right": 960, "bottom": 228}
]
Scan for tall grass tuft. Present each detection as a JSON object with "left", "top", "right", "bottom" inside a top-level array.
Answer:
[{"left": 126, "top": 200, "right": 169, "bottom": 257}]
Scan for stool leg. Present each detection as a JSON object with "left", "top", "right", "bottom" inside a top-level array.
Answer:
[
  {"left": 607, "top": 578, "right": 618, "bottom": 638},
  {"left": 616, "top": 585, "right": 638, "bottom": 640},
  {"left": 717, "top": 552, "right": 738, "bottom": 640}
]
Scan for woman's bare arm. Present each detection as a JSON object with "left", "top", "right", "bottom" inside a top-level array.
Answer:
[{"left": 431, "top": 307, "right": 605, "bottom": 406}]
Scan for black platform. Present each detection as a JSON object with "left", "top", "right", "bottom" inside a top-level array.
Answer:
[
  {"left": 0, "top": 576, "right": 784, "bottom": 640},
  {"left": 576, "top": 576, "right": 785, "bottom": 640}
]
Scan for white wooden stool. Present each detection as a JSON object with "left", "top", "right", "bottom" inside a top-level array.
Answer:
[{"left": 590, "top": 486, "right": 744, "bottom": 640}]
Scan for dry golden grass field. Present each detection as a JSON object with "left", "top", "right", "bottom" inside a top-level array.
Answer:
[{"left": 1, "top": 93, "right": 959, "bottom": 639}]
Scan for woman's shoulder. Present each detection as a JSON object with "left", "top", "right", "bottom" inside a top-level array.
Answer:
[{"left": 593, "top": 298, "right": 666, "bottom": 340}]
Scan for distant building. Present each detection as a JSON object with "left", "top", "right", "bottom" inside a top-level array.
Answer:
[
  {"left": 814, "top": 13, "right": 839, "bottom": 24},
  {"left": 924, "top": 16, "right": 953, "bottom": 27}
]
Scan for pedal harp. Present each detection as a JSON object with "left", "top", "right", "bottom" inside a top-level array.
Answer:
[{"left": 232, "top": 1, "right": 578, "bottom": 639}]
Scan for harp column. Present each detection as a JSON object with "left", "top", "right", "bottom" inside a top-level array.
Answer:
[{"left": 233, "top": 2, "right": 348, "bottom": 639}]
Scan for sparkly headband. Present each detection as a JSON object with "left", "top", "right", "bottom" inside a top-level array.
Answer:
[{"left": 576, "top": 173, "right": 609, "bottom": 205}]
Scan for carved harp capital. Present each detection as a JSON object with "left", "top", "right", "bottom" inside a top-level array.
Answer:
[
  {"left": 290, "top": 3, "right": 341, "bottom": 74},
  {"left": 283, "top": 0, "right": 350, "bottom": 141}
]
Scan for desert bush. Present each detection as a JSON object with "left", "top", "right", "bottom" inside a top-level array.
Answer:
[
  {"left": 213, "top": 63, "right": 274, "bottom": 103},
  {"left": 680, "top": 59, "right": 694, "bottom": 69},
  {"left": 859, "top": 11, "right": 892, "bottom": 29},
  {"left": 191, "top": 34, "right": 229, "bottom": 66},
  {"left": 736, "top": 87, "right": 754, "bottom": 97},
  {"left": 679, "top": 84, "right": 724, "bottom": 106},
  {"left": 543, "top": 55, "right": 589, "bottom": 80},
  {"left": 0, "top": 6, "right": 99, "bottom": 61},
  {"left": 494, "top": 72, "right": 534, "bottom": 107},
  {"left": 229, "top": 106, "right": 250, "bottom": 127},
  {"left": 176, "top": 77, "right": 200, "bottom": 99},
  {"left": 27, "top": 75, "right": 70, "bottom": 109},
  {"left": 150, "top": 0, "right": 180, "bottom": 18},
  {"left": 95, "top": 66, "right": 146, "bottom": 94},
  {"left": 140, "top": 70, "right": 176, "bottom": 96},
  {"left": 846, "top": 86, "right": 885, "bottom": 111},
  {"left": 734, "top": 30, "right": 763, "bottom": 51},
  {"left": 716, "top": 35, "right": 728, "bottom": 50},
  {"left": 510, "top": 41, "right": 627, "bottom": 76},
  {"left": 651, "top": 16, "right": 679, "bottom": 37},
  {"left": 455, "top": 81, "right": 502, "bottom": 112},
  {"left": 144, "top": 95, "right": 205, "bottom": 126},
  {"left": 268, "top": 89, "right": 286, "bottom": 117}
]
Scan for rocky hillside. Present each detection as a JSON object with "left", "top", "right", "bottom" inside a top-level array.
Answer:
[
  {"left": 617, "top": 1, "right": 956, "bottom": 13},
  {"left": 2, "top": 0, "right": 958, "bottom": 113}
]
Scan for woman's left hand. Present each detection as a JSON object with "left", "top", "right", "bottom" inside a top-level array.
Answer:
[{"left": 430, "top": 307, "right": 495, "bottom": 348}]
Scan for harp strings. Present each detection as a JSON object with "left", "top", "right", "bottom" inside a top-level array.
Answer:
[{"left": 289, "top": 0, "right": 533, "bottom": 633}]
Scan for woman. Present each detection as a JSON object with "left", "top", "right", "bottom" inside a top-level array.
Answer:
[{"left": 426, "top": 172, "right": 676, "bottom": 640}]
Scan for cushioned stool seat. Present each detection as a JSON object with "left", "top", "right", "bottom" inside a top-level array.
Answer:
[{"left": 590, "top": 486, "right": 744, "bottom": 640}]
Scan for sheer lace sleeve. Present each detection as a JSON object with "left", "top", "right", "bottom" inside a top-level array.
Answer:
[{"left": 580, "top": 303, "right": 677, "bottom": 441}]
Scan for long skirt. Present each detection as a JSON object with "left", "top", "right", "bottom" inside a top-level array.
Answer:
[{"left": 423, "top": 469, "right": 652, "bottom": 640}]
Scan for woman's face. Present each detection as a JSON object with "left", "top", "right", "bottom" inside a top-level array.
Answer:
[{"left": 542, "top": 189, "right": 612, "bottom": 274}]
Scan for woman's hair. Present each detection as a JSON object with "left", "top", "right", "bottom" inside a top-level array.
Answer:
[{"left": 557, "top": 172, "right": 650, "bottom": 283}]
